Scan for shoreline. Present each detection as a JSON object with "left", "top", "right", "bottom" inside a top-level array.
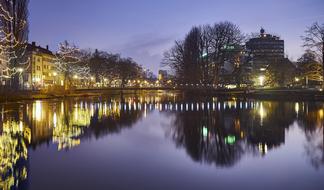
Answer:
[{"left": 1, "top": 88, "right": 324, "bottom": 103}]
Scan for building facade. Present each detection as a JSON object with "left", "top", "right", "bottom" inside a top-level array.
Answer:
[
  {"left": 24, "top": 42, "right": 63, "bottom": 89},
  {"left": 246, "top": 28, "right": 284, "bottom": 69}
]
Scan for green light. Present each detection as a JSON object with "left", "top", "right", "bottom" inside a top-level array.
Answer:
[
  {"left": 201, "top": 52, "right": 208, "bottom": 58},
  {"left": 225, "top": 136, "right": 236, "bottom": 145},
  {"left": 222, "top": 45, "right": 235, "bottom": 50},
  {"left": 202, "top": 127, "right": 208, "bottom": 137}
]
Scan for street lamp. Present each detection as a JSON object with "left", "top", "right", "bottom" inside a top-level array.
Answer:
[{"left": 17, "top": 68, "right": 24, "bottom": 89}]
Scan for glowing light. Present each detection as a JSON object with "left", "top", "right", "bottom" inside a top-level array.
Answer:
[
  {"left": 259, "top": 143, "right": 268, "bottom": 155},
  {"left": 225, "top": 136, "right": 236, "bottom": 145},
  {"left": 259, "top": 76, "right": 265, "bottom": 86},
  {"left": 19, "top": 121, "right": 23, "bottom": 132},
  {"left": 259, "top": 102, "right": 266, "bottom": 126},
  {"left": 33, "top": 101, "right": 42, "bottom": 121},
  {"left": 17, "top": 68, "right": 24, "bottom": 73},
  {"left": 53, "top": 113, "right": 57, "bottom": 128},
  {"left": 318, "top": 109, "right": 324, "bottom": 119},
  {"left": 201, "top": 52, "right": 208, "bottom": 58},
  {"left": 202, "top": 127, "right": 208, "bottom": 137},
  {"left": 295, "top": 103, "right": 299, "bottom": 114}
]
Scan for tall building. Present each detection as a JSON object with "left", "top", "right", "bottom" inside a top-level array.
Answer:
[
  {"left": 246, "top": 28, "right": 284, "bottom": 69},
  {"left": 24, "top": 42, "right": 63, "bottom": 89}
]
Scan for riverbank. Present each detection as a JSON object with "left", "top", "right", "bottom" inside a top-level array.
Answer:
[
  {"left": 1, "top": 88, "right": 324, "bottom": 103},
  {"left": 0, "top": 90, "right": 103, "bottom": 102}
]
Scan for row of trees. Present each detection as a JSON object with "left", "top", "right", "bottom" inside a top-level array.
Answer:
[
  {"left": 0, "top": 1, "right": 153, "bottom": 90},
  {"left": 55, "top": 41, "right": 154, "bottom": 89},
  {"left": 163, "top": 21, "right": 324, "bottom": 88}
]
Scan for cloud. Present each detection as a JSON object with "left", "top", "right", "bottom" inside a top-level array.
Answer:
[{"left": 113, "top": 33, "right": 175, "bottom": 73}]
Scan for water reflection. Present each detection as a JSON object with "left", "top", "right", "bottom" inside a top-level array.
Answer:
[
  {"left": 0, "top": 95, "right": 323, "bottom": 189},
  {"left": 169, "top": 100, "right": 324, "bottom": 168}
]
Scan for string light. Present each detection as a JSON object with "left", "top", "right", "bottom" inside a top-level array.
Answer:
[
  {"left": 54, "top": 41, "right": 90, "bottom": 83},
  {"left": 0, "top": 1, "right": 30, "bottom": 81}
]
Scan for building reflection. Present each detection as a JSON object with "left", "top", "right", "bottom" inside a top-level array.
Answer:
[
  {"left": 168, "top": 99, "right": 324, "bottom": 167},
  {"left": 0, "top": 95, "right": 324, "bottom": 189}
]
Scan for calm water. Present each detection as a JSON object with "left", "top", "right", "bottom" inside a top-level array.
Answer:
[{"left": 1, "top": 92, "right": 324, "bottom": 190}]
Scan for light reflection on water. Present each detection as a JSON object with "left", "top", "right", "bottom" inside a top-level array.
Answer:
[{"left": 0, "top": 94, "right": 324, "bottom": 190}]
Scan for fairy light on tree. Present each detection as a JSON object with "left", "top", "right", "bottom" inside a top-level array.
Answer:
[
  {"left": 302, "top": 22, "right": 324, "bottom": 86},
  {"left": 54, "top": 41, "right": 90, "bottom": 90},
  {"left": 0, "top": 0, "right": 30, "bottom": 88}
]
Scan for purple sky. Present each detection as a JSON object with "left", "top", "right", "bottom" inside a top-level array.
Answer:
[{"left": 29, "top": 0, "right": 324, "bottom": 73}]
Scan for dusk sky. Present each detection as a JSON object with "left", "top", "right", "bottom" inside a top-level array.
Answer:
[{"left": 29, "top": 0, "right": 324, "bottom": 73}]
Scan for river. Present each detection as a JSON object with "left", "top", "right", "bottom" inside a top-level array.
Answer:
[{"left": 0, "top": 92, "right": 324, "bottom": 190}]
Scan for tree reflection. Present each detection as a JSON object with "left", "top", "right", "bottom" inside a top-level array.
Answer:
[
  {"left": 0, "top": 95, "right": 152, "bottom": 189},
  {"left": 169, "top": 100, "right": 305, "bottom": 167},
  {"left": 297, "top": 103, "right": 324, "bottom": 169},
  {"left": 0, "top": 109, "right": 29, "bottom": 190},
  {"left": 170, "top": 108, "right": 245, "bottom": 167},
  {"left": 1, "top": 96, "right": 324, "bottom": 189}
]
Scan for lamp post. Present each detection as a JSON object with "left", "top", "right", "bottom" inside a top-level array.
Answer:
[{"left": 17, "top": 68, "right": 24, "bottom": 90}]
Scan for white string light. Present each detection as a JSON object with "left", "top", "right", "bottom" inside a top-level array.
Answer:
[
  {"left": 0, "top": 0, "right": 30, "bottom": 81},
  {"left": 54, "top": 41, "right": 90, "bottom": 83}
]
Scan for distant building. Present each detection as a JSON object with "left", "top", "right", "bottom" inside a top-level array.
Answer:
[
  {"left": 24, "top": 42, "right": 63, "bottom": 89},
  {"left": 246, "top": 28, "right": 284, "bottom": 69},
  {"left": 158, "top": 70, "right": 168, "bottom": 81}
]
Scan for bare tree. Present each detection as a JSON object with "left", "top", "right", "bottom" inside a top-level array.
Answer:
[
  {"left": 87, "top": 49, "right": 116, "bottom": 84},
  {"left": 162, "top": 21, "right": 243, "bottom": 86},
  {"left": 54, "top": 41, "right": 90, "bottom": 90},
  {"left": 0, "top": 0, "right": 30, "bottom": 89},
  {"left": 298, "top": 51, "right": 323, "bottom": 85},
  {"left": 116, "top": 57, "right": 142, "bottom": 88},
  {"left": 162, "top": 41, "right": 184, "bottom": 83},
  {"left": 208, "top": 22, "right": 244, "bottom": 85},
  {"left": 302, "top": 22, "right": 324, "bottom": 83}
]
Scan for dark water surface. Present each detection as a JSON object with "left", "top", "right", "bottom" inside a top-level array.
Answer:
[{"left": 1, "top": 92, "right": 324, "bottom": 190}]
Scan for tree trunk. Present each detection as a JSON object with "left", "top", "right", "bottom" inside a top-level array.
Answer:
[{"left": 322, "top": 40, "right": 324, "bottom": 88}]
